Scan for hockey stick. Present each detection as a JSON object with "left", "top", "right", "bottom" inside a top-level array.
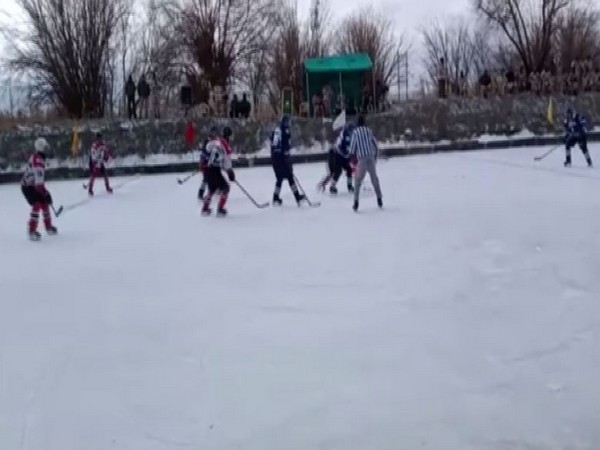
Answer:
[
  {"left": 177, "top": 171, "right": 198, "bottom": 185},
  {"left": 294, "top": 176, "right": 321, "bottom": 207},
  {"left": 51, "top": 204, "right": 64, "bottom": 217},
  {"left": 534, "top": 145, "right": 561, "bottom": 161},
  {"left": 234, "top": 181, "right": 270, "bottom": 209}
]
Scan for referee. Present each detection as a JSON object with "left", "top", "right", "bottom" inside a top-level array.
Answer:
[{"left": 348, "top": 115, "right": 383, "bottom": 211}]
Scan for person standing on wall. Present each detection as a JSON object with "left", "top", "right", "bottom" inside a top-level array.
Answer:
[
  {"left": 125, "top": 75, "right": 137, "bottom": 119},
  {"left": 348, "top": 115, "right": 383, "bottom": 212}
]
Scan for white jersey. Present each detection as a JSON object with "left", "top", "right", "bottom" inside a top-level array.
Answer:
[
  {"left": 90, "top": 140, "right": 108, "bottom": 165},
  {"left": 21, "top": 153, "right": 45, "bottom": 187},
  {"left": 206, "top": 138, "right": 232, "bottom": 170}
]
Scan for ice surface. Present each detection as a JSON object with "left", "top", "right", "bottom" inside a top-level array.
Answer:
[{"left": 1, "top": 145, "right": 600, "bottom": 450}]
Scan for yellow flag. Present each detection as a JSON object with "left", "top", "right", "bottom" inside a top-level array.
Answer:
[
  {"left": 546, "top": 98, "right": 554, "bottom": 125},
  {"left": 71, "top": 125, "right": 80, "bottom": 157}
]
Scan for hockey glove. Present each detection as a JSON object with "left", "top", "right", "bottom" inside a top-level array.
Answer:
[
  {"left": 227, "top": 169, "right": 236, "bottom": 182},
  {"left": 45, "top": 191, "right": 53, "bottom": 205}
]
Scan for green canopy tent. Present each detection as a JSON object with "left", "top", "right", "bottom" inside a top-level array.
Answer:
[{"left": 303, "top": 53, "right": 374, "bottom": 117}]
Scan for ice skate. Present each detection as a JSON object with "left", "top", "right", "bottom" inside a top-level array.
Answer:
[
  {"left": 216, "top": 208, "right": 228, "bottom": 217},
  {"left": 353, "top": 200, "right": 359, "bottom": 212},
  {"left": 272, "top": 194, "right": 283, "bottom": 206},
  {"left": 29, "top": 230, "right": 41, "bottom": 241},
  {"left": 377, "top": 198, "right": 383, "bottom": 208},
  {"left": 46, "top": 225, "right": 58, "bottom": 236},
  {"left": 329, "top": 185, "right": 338, "bottom": 195},
  {"left": 201, "top": 206, "right": 212, "bottom": 216}
]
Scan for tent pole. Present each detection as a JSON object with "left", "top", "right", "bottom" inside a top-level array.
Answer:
[
  {"left": 305, "top": 71, "right": 310, "bottom": 117},
  {"left": 372, "top": 64, "right": 376, "bottom": 113},
  {"left": 338, "top": 71, "right": 343, "bottom": 114}
]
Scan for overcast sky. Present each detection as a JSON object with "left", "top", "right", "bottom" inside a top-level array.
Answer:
[
  {"left": 0, "top": 0, "right": 474, "bottom": 98},
  {"left": 297, "top": 0, "right": 472, "bottom": 34}
]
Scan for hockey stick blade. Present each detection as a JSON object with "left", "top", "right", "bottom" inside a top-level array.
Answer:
[
  {"left": 534, "top": 145, "right": 560, "bottom": 162},
  {"left": 52, "top": 205, "right": 64, "bottom": 217},
  {"left": 177, "top": 172, "right": 198, "bottom": 185},
  {"left": 234, "top": 181, "right": 270, "bottom": 209}
]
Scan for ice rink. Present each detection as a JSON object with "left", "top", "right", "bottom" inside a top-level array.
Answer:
[{"left": 1, "top": 145, "right": 600, "bottom": 450}]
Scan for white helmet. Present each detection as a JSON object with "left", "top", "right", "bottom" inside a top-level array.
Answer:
[{"left": 34, "top": 137, "right": 49, "bottom": 152}]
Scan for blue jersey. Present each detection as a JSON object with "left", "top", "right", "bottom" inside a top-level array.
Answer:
[
  {"left": 334, "top": 128, "right": 353, "bottom": 158},
  {"left": 564, "top": 113, "right": 587, "bottom": 137},
  {"left": 270, "top": 124, "right": 291, "bottom": 159}
]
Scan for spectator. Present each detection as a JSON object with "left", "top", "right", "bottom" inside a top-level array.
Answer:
[
  {"left": 459, "top": 71, "right": 468, "bottom": 97},
  {"left": 137, "top": 75, "right": 151, "bottom": 119},
  {"left": 184, "top": 119, "right": 196, "bottom": 149},
  {"left": 125, "top": 75, "right": 137, "bottom": 119},
  {"left": 230, "top": 94, "right": 240, "bottom": 118},
  {"left": 479, "top": 70, "right": 492, "bottom": 98},
  {"left": 240, "top": 94, "right": 251, "bottom": 119},
  {"left": 505, "top": 68, "right": 516, "bottom": 94},
  {"left": 322, "top": 85, "right": 333, "bottom": 116},
  {"left": 313, "top": 94, "right": 324, "bottom": 118},
  {"left": 437, "top": 58, "right": 448, "bottom": 99},
  {"left": 151, "top": 70, "right": 161, "bottom": 119}
]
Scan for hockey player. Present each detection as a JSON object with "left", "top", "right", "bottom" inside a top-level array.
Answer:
[
  {"left": 317, "top": 122, "right": 356, "bottom": 194},
  {"left": 198, "top": 126, "right": 220, "bottom": 200},
  {"left": 201, "top": 126, "right": 236, "bottom": 217},
  {"left": 270, "top": 114, "right": 305, "bottom": 206},
  {"left": 87, "top": 133, "right": 113, "bottom": 196},
  {"left": 564, "top": 107, "right": 593, "bottom": 168},
  {"left": 21, "top": 138, "right": 57, "bottom": 241}
]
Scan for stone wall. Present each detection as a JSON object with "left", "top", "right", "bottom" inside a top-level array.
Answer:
[{"left": 1, "top": 93, "right": 598, "bottom": 171}]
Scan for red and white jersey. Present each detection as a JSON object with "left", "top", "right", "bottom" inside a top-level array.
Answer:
[
  {"left": 90, "top": 139, "right": 110, "bottom": 165},
  {"left": 21, "top": 153, "right": 46, "bottom": 187},
  {"left": 205, "top": 137, "right": 232, "bottom": 170}
]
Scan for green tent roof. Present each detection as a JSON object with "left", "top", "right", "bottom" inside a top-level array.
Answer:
[{"left": 304, "top": 53, "right": 373, "bottom": 73}]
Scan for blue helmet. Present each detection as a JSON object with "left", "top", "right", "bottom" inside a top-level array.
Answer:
[
  {"left": 344, "top": 121, "right": 355, "bottom": 132},
  {"left": 281, "top": 114, "right": 290, "bottom": 128}
]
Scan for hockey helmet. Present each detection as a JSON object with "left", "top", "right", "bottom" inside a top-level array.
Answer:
[
  {"left": 281, "top": 114, "right": 290, "bottom": 127},
  {"left": 95, "top": 132, "right": 103, "bottom": 140},
  {"left": 222, "top": 126, "right": 233, "bottom": 139},
  {"left": 208, "top": 125, "right": 220, "bottom": 138},
  {"left": 566, "top": 107, "right": 574, "bottom": 117},
  {"left": 34, "top": 137, "right": 49, "bottom": 153}
]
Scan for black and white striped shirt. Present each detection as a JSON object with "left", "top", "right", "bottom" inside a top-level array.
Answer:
[{"left": 349, "top": 126, "right": 378, "bottom": 159}]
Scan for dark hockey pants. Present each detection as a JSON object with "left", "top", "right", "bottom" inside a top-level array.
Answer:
[
  {"left": 328, "top": 151, "right": 353, "bottom": 184},
  {"left": 22, "top": 185, "right": 53, "bottom": 232},
  {"left": 272, "top": 158, "right": 299, "bottom": 196},
  {"left": 565, "top": 135, "right": 592, "bottom": 165},
  {"left": 203, "top": 167, "right": 229, "bottom": 209}
]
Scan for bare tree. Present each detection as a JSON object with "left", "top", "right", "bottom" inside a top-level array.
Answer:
[
  {"left": 164, "top": 0, "right": 282, "bottom": 97},
  {"left": 555, "top": 2, "right": 600, "bottom": 70},
  {"left": 305, "top": 0, "right": 332, "bottom": 57},
  {"left": 421, "top": 17, "right": 477, "bottom": 87},
  {"left": 6, "top": 0, "right": 129, "bottom": 118},
  {"left": 474, "top": 0, "right": 570, "bottom": 74},
  {"left": 266, "top": 6, "right": 306, "bottom": 114},
  {"left": 335, "top": 8, "right": 408, "bottom": 87}
]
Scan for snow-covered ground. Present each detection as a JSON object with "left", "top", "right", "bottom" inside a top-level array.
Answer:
[{"left": 1, "top": 145, "right": 600, "bottom": 450}]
